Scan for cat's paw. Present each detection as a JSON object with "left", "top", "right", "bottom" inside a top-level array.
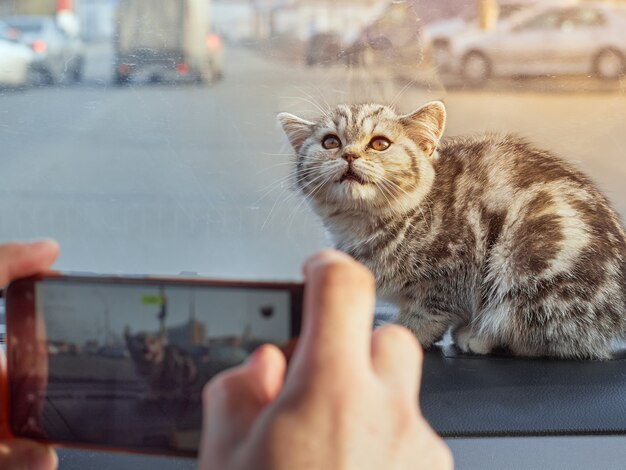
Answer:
[{"left": 453, "top": 326, "right": 493, "bottom": 355}]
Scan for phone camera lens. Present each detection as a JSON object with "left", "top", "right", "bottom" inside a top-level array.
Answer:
[{"left": 260, "top": 306, "right": 274, "bottom": 318}]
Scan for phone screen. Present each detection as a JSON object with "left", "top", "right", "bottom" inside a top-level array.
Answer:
[{"left": 8, "top": 277, "right": 301, "bottom": 456}]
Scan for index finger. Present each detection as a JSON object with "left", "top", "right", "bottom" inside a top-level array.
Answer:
[{"left": 290, "top": 250, "right": 376, "bottom": 376}]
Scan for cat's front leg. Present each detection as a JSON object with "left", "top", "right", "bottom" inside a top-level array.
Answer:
[
  {"left": 395, "top": 307, "right": 451, "bottom": 349},
  {"left": 452, "top": 324, "right": 495, "bottom": 355}
]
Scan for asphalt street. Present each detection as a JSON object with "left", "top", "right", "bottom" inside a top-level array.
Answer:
[{"left": 1, "top": 43, "right": 625, "bottom": 468}]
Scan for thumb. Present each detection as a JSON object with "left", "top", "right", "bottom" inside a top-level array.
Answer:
[
  {"left": 0, "top": 439, "right": 57, "bottom": 470},
  {"left": 199, "top": 345, "right": 286, "bottom": 468},
  {"left": 0, "top": 240, "right": 60, "bottom": 287}
]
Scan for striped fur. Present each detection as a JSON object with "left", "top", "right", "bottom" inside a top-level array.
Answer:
[{"left": 278, "top": 102, "right": 626, "bottom": 359}]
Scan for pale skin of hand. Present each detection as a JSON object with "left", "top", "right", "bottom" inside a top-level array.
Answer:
[
  {"left": 199, "top": 250, "right": 453, "bottom": 470},
  {"left": 0, "top": 240, "right": 60, "bottom": 470}
]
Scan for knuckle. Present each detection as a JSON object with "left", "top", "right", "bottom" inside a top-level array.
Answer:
[
  {"left": 0, "top": 242, "right": 23, "bottom": 257},
  {"left": 391, "top": 402, "right": 419, "bottom": 436},
  {"left": 301, "top": 368, "right": 364, "bottom": 404}
]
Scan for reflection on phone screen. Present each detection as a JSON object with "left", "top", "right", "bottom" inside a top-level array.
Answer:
[{"left": 31, "top": 281, "right": 291, "bottom": 454}]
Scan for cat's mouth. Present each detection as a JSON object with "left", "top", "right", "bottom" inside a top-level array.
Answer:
[{"left": 339, "top": 168, "right": 367, "bottom": 185}]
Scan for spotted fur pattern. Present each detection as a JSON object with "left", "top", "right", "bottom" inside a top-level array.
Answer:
[{"left": 278, "top": 102, "right": 626, "bottom": 359}]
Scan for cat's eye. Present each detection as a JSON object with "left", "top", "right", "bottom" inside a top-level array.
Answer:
[
  {"left": 370, "top": 137, "right": 391, "bottom": 151},
  {"left": 322, "top": 134, "right": 341, "bottom": 150}
]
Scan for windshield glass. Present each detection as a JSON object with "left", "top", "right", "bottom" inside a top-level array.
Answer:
[
  {"left": 0, "top": 0, "right": 623, "bottom": 278},
  {"left": 1, "top": 0, "right": 625, "bottom": 466}
]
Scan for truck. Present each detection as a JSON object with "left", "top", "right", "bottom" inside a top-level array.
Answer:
[{"left": 113, "top": 0, "right": 222, "bottom": 85}]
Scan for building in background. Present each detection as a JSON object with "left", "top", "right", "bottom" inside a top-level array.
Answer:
[
  {"left": 274, "top": 0, "right": 386, "bottom": 43},
  {"left": 7, "top": 0, "right": 626, "bottom": 43},
  {"left": 211, "top": 0, "right": 385, "bottom": 44},
  {"left": 0, "top": 0, "right": 56, "bottom": 15},
  {"left": 213, "top": 0, "right": 255, "bottom": 43}
]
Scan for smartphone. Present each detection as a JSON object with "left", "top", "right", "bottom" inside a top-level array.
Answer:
[{"left": 2, "top": 272, "right": 303, "bottom": 457}]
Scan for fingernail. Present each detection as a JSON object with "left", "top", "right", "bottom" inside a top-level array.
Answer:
[
  {"left": 247, "top": 345, "right": 274, "bottom": 367},
  {"left": 28, "top": 239, "right": 60, "bottom": 251}
]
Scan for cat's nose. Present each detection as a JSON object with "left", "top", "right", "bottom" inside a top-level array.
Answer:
[{"left": 342, "top": 152, "right": 360, "bottom": 163}]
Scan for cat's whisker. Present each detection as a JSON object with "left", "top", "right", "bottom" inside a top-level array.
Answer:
[
  {"left": 259, "top": 152, "right": 298, "bottom": 158},
  {"left": 293, "top": 85, "right": 328, "bottom": 107},
  {"left": 254, "top": 166, "right": 326, "bottom": 206},
  {"left": 294, "top": 86, "right": 332, "bottom": 116},
  {"left": 258, "top": 166, "right": 331, "bottom": 230},
  {"left": 298, "top": 170, "right": 336, "bottom": 197},
  {"left": 389, "top": 78, "right": 419, "bottom": 112},
  {"left": 266, "top": 164, "right": 332, "bottom": 209},
  {"left": 286, "top": 171, "right": 333, "bottom": 234},
  {"left": 256, "top": 161, "right": 300, "bottom": 174},
  {"left": 376, "top": 176, "right": 423, "bottom": 228},
  {"left": 378, "top": 174, "right": 425, "bottom": 217},
  {"left": 255, "top": 160, "right": 328, "bottom": 179},
  {"left": 313, "top": 86, "right": 335, "bottom": 115},
  {"left": 257, "top": 163, "right": 325, "bottom": 193},
  {"left": 254, "top": 170, "right": 316, "bottom": 205},
  {"left": 377, "top": 174, "right": 415, "bottom": 207},
  {"left": 372, "top": 179, "right": 394, "bottom": 212},
  {"left": 282, "top": 94, "right": 329, "bottom": 118},
  {"left": 256, "top": 172, "right": 299, "bottom": 197},
  {"left": 255, "top": 182, "right": 294, "bottom": 206},
  {"left": 260, "top": 184, "right": 293, "bottom": 232},
  {"left": 260, "top": 177, "right": 320, "bottom": 233},
  {"left": 378, "top": 178, "right": 418, "bottom": 225}
]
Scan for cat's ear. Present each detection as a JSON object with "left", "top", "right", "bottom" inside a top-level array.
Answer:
[
  {"left": 400, "top": 101, "right": 446, "bottom": 157},
  {"left": 277, "top": 113, "right": 314, "bottom": 152}
]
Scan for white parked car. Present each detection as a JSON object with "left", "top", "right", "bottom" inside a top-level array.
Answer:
[
  {"left": 423, "top": 1, "right": 537, "bottom": 71},
  {"left": 0, "top": 26, "right": 35, "bottom": 87},
  {"left": 3, "top": 16, "right": 85, "bottom": 85},
  {"left": 439, "top": 4, "right": 626, "bottom": 84}
]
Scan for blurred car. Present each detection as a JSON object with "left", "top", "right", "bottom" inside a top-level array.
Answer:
[
  {"left": 3, "top": 15, "right": 85, "bottom": 85},
  {"left": 423, "top": 1, "right": 538, "bottom": 71},
  {"left": 115, "top": 0, "right": 221, "bottom": 85},
  {"left": 344, "top": 2, "right": 422, "bottom": 67},
  {"left": 0, "top": 23, "right": 35, "bottom": 87},
  {"left": 441, "top": 4, "right": 626, "bottom": 84},
  {"left": 306, "top": 32, "right": 342, "bottom": 66}
]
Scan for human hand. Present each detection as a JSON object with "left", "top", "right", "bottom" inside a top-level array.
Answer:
[
  {"left": 0, "top": 240, "right": 60, "bottom": 470},
  {"left": 199, "top": 250, "right": 453, "bottom": 470}
]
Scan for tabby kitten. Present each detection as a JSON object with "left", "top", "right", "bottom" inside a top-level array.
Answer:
[{"left": 278, "top": 102, "right": 626, "bottom": 359}]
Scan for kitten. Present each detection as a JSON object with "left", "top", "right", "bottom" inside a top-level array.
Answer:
[
  {"left": 125, "top": 330, "right": 197, "bottom": 396},
  {"left": 278, "top": 102, "right": 626, "bottom": 359}
]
